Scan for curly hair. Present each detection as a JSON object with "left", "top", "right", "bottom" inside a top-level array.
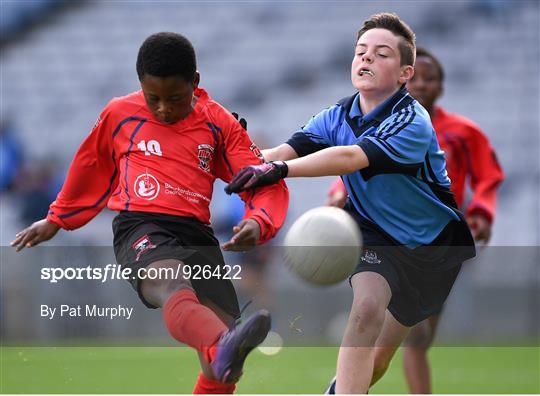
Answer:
[
  {"left": 136, "top": 32, "right": 197, "bottom": 82},
  {"left": 415, "top": 47, "right": 445, "bottom": 82}
]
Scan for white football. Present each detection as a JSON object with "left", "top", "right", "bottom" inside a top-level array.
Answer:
[{"left": 283, "top": 206, "right": 362, "bottom": 285}]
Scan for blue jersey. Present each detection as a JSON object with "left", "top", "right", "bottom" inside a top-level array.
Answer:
[{"left": 287, "top": 88, "right": 463, "bottom": 248}]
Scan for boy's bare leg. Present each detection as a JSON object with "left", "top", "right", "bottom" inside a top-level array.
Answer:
[
  {"left": 370, "top": 311, "right": 411, "bottom": 386},
  {"left": 140, "top": 259, "right": 194, "bottom": 308},
  {"left": 402, "top": 315, "right": 441, "bottom": 393},
  {"left": 335, "top": 272, "right": 391, "bottom": 393}
]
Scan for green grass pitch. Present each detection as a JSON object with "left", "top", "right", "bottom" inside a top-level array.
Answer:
[{"left": 1, "top": 346, "right": 538, "bottom": 393}]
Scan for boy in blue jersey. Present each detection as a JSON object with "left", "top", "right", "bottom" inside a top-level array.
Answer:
[{"left": 225, "top": 13, "right": 475, "bottom": 393}]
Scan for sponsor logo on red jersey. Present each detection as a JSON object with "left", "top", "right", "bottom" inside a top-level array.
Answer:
[{"left": 134, "top": 172, "right": 160, "bottom": 200}]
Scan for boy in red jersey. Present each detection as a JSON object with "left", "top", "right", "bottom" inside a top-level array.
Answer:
[
  {"left": 326, "top": 47, "right": 504, "bottom": 393},
  {"left": 403, "top": 46, "right": 504, "bottom": 394},
  {"left": 11, "top": 32, "right": 289, "bottom": 394},
  {"left": 407, "top": 48, "right": 504, "bottom": 244}
]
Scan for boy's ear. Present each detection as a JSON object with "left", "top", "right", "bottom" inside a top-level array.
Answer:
[
  {"left": 193, "top": 71, "right": 200, "bottom": 89},
  {"left": 398, "top": 65, "right": 415, "bottom": 85}
]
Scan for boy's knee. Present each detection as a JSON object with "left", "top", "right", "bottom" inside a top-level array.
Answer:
[
  {"left": 161, "top": 277, "right": 192, "bottom": 297},
  {"left": 404, "top": 320, "right": 433, "bottom": 350},
  {"left": 140, "top": 261, "right": 192, "bottom": 307},
  {"left": 142, "top": 277, "right": 191, "bottom": 308},
  {"left": 349, "top": 296, "right": 385, "bottom": 334}
]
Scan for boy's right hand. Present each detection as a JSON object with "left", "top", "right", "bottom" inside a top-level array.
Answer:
[
  {"left": 325, "top": 177, "right": 348, "bottom": 208},
  {"left": 325, "top": 189, "right": 348, "bottom": 208},
  {"left": 11, "top": 219, "right": 60, "bottom": 252}
]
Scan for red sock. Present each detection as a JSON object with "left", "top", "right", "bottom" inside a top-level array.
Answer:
[
  {"left": 163, "top": 289, "right": 227, "bottom": 363},
  {"left": 193, "top": 372, "right": 236, "bottom": 394}
]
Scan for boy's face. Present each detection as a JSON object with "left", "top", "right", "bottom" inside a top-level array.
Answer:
[
  {"left": 140, "top": 73, "right": 199, "bottom": 124},
  {"left": 407, "top": 56, "right": 443, "bottom": 110},
  {"left": 351, "top": 28, "right": 413, "bottom": 98}
]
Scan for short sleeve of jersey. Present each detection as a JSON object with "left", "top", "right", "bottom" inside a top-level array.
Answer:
[
  {"left": 286, "top": 106, "right": 341, "bottom": 157},
  {"left": 358, "top": 105, "right": 431, "bottom": 178}
]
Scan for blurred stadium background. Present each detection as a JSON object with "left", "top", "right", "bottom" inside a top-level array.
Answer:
[{"left": 1, "top": 0, "right": 539, "bottom": 393}]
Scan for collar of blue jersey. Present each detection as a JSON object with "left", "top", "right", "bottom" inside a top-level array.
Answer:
[{"left": 349, "top": 85, "right": 410, "bottom": 123}]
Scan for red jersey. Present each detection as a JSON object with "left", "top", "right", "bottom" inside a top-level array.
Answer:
[
  {"left": 328, "top": 106, "right": 504, "bottom": 223},
  {"left": 433, "top": 106, "right": 504, "bottom": 223},
  {"left": 47, "top": 88, "right": 289, "bottom": 243}
]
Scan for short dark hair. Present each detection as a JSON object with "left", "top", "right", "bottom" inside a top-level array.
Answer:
[
  {"left": 415, "top": 47, "right": 445, "bottom": 82},
  {"left": 136, "top": 32, "right": 197, "bottom": 82},
  {"left": 357, "top": 13, "right": 416, "bottom": 66}
]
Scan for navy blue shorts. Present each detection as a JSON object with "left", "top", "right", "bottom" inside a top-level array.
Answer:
[{"left": 347, "top": 205, "right": 475, "bottom": 327}]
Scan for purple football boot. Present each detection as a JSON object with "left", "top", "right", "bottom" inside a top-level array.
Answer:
[{"left": 211, "top": 309, "right": 271, "bottom": 383}]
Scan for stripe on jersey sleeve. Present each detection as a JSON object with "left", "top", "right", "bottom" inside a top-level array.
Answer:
[
  {"left": 358, "top": 139, "right": 422, "bottom": 180},
  {"left": 286, "top": 131, "right": 330, "bottom": 157}
]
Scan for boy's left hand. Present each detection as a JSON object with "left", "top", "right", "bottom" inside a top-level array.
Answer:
[
  {"left": 467, "top": 214, "right": 492, "bottom": 243},
  {"left": 221, "top": 219, "right": 261, "bottom": 251},
  {"left": 11, "top": 219, "right": 60, "bottom": 252}
]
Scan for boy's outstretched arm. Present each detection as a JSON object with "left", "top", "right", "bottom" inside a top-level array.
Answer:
[
  {"left": 286, "top": 145, "right": 368, "bottom": 177},
  {"left": 261, "top": 143, "right": 299, "bottom": 162},
  {"left": 10, "top": 219, "right": 60, "bottom": 252},
  {"left": 226, "top": 145, "right": 368, "bottom": 193},
  {"left": 11, "top": 103, "right": 119, "bottom": 252}
]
